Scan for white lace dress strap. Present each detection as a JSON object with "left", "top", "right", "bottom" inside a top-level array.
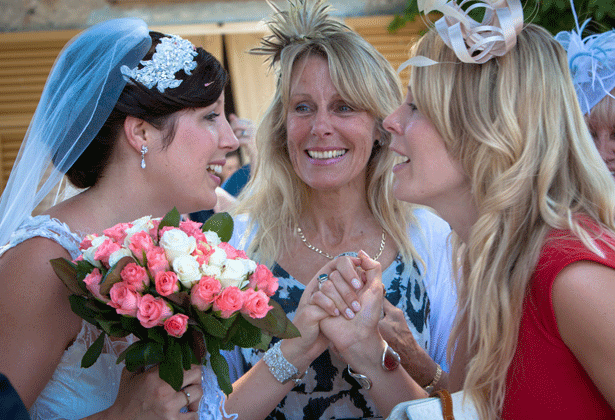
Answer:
[{"left": 2, "top": 215, "right": 133, "bottom": 420}]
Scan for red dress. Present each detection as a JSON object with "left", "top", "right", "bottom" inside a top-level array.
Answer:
[{"left": 502, "top": 227, "right": 615, "bottom": 419}]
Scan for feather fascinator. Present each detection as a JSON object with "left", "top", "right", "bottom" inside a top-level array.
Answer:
[
  {"left": 399, "top": 0, "right": 524, "bottom": 70},
  {"left": 555, "top": 4, "right": 615, "bottom": 115},
  {"left": 250, "top": 0, "right": 349, "bottom": 68}
]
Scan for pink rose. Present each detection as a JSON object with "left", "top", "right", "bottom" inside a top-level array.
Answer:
[
  {"left": 190, "top": 276, "right": 221, "bottom": 311},
  {"left": 103, "top": 222, "right": 132, "bottom": 243},
  {"left": 213, "top": 286, "right": 244, "bottom": 318},
  {"left": 146, "top": 246, "right": 170, "bottom": 278},
  {"left": 155, "top": 271, "right": 180, "bottom": 296},
  {"left": 164, "top": 313, "right": 189, "bottom": 337},
  {"left": 179, "top": 220, "right": 206, "bottom": 242},
  {"left": 137, "top": 294, "right": 173, "bottom": 328},
  {"left": 148, "top": 219, "right": 162, "bottom": 241},
  {"left": 83, "top": 268, "right": 109, "bottom": 302},
  {"left": 249, "top": 264, "right": 279, "bottom": 297},
  {"left": 128, "top": 230, "right": 155, "bottom": 263},
  {"left": 94, "top": 238, "right": 121, "bottom": 267},
  {"left": 79, "top": 234, "right": 96, "bottom": 251},
  {"left": 108, "top": 282, "right": 140, "bottom": 316},
  {"left": 241, "top": 289, "right": 272, "bottom": 319},
  {"left": 120, "top": 262, "right": 150, "bottom": 292},
  {"left": 218, "top": 242, "right": 248, "bottom": 260},
  {"left": 193, "top": 242, "right": 214, "bottom": 265}
]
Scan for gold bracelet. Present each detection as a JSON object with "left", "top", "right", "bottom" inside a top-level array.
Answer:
[{"left": 423, "top": 363, "right": 442, "bottom": 395}]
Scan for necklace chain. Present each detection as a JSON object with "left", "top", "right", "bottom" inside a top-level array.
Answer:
[{"left": 296, "top": 226, "right": 386, "bottom": 261}]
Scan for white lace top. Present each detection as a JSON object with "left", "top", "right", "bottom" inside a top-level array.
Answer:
[{"left": 1, "top": 215, "right": 244, "bottom": 420}]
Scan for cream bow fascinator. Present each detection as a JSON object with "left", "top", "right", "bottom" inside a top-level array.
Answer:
[{"left": 399, "top": 0, "right": 524, "bottom": 70}]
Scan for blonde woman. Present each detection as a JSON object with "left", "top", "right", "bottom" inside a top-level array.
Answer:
[
  {"left": 377, "top": 4, "right": 615, "bottom": 419},
  {"left": 214, "top": 0, "right": 457, "bottom": 418}
]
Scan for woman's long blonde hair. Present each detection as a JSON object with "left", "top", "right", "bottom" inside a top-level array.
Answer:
[
  {"left": 409, "top": 24, "right": 615, "bottom": 419},
  {"left": 233, "top": 0, "right": 419, "bottom": 267}
]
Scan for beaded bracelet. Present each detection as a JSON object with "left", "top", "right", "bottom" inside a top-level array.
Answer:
[{"left": 263, "top": 341, "right": 307, "bottom": 385}]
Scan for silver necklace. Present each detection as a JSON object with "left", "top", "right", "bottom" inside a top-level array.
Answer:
[{"left": 296, "top": 226, "right": 386, "bottom": 261}]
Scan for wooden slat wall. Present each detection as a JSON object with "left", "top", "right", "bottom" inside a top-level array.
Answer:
[
  {"left": 0, "top": 16, "right": 425, "bottom": 196},
  {"left": 0, "top": 29, "right": 79, "bottom": 192}
]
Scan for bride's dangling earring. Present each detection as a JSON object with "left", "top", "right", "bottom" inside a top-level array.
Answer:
[{"left": 140, "top": 145, "right": 148, "bottom": 169}]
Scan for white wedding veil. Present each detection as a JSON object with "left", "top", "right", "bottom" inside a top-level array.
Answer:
[{"left": 0, "top": 18, "right": 151, "bottom": 247}]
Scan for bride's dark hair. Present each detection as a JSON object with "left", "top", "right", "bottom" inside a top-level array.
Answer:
[{"left": 66, "top": 31, "right": 228, "bottom": 188}]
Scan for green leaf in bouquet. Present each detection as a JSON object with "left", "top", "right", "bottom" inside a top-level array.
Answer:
[
  {"left": 179, "top": 336, "right": 196, "bottom": 370},
  {"left": 205, "top": 337, "right": 233, "bottom": 396},
  {"left": 202, "top": 212, "right": 234, "bottom": 243},
  {"left": 81, "top": 331, "right": 106, "bottom": 368},
  {"left": 50, "top": 258, "right": 87, "bottom": 296},
  {"left": 99, "top": 256, "right": 134, "bottom": 296},
  {"left": 69, "top": 295, "right": 100, "bottom": 326},
  {"left": 188, "top": 328, "right": 207, "bottom": 364},
  {"left": 159, "top": 339, "right": 184, "bottom": 391},
  {"left": 194, "top": 310, "right": 231, "bottom": 338},
  {"left": 96, "top": 318, "right": 130, "bottom": 337},
  {"left": 241, "top": 299, "right": 300, "bottom": 339},
  {"left": 74, "top": 259, "right": 98, "bottom": 280},
  {"left": 147, "top": 326, "right": 167, "bottom": 344},
  {"left": 159, "top": 207, "right": 181, "bottom": 230},
  {"left": 227, "top": 315, "right": 263, "bottom": 348},
  {"left": 255, "top": 332, "right": 272, "bottom": 352},
  {"left": 164, "top": 291, "right": 191, "bottom": 311},
  {"left": 120, "top": 316, "right": 147, "bottom": 338},
  {"left": 120, "top": 340, "right": 165, "bottom": 372}
]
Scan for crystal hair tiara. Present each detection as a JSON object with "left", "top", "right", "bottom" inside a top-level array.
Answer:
[
  {"left": 121, "top": 34, "right": 198, "bottom": 93},
  {"left": 399, "top": 0, "right": 524, "bottom": 70},
  {"left": 555, "top": 3, "right": 615, "bottom": 115}
]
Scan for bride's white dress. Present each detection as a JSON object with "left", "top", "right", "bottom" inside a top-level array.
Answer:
[{"left": 1, "top": 215, "right": 238, "bottom": 420}]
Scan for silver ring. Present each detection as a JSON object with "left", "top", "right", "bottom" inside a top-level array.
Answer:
[
  {"left": 318, "top": 273, "right": 328, "bottom": 289},
  {"left": 181, "top": 388, "right": 190, "bottom": 406}
]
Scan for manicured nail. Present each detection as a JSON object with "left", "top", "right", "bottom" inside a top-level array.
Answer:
[
  {"left": 351, "top": 278, "right": 362, "bottom": 290},
  {"left": 352, "top": 301, "right": 361, "bottom": 312},
  {"left": 345, "top": 308, "right": 355, "bottom": 319}
]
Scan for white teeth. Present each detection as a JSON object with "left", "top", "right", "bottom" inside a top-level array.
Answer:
[
  {"left": 307, "top": 149, "right": 346, "bottom": 159},
  {"left": 207, "top": 164, "right": 222, "bottom": 174}
]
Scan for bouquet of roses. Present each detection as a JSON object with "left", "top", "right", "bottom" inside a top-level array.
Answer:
[{"left": 50, "top": 208, "right": 299, "bottom": 395}]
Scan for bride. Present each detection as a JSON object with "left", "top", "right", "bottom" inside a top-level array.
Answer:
[{"left": 0, "top": 18, "right": 238, "bottom": 419}]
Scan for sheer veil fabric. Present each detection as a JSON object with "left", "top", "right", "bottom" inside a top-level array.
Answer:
[{"left": 0, "top": 18, "right": 151, "bottom": 247}]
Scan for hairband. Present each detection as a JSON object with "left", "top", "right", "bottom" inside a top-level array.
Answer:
[
  {"left": 121, "top": 34, "right": 198, "bottom": 93},
  {"left": 398, "top": 0, "right": 524, "bottom": 71},
  {"left": 555, "top": 2, "right": 615, "bottom": 115}
]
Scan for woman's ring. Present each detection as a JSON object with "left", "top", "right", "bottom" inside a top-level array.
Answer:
[
  {"left": 181, "top": 388, "right": 191, "bottom": 406},
  {"left": 318, "top": 273, "right": 328, "bottom": 289}
]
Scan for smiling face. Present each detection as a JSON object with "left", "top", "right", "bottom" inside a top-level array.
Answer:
[
  {"left": 384, "top": 88, "right": 470, "bottom": 214},
  {"left": 148, "top": 92, "right": 238, "bottom": 213},
  {"left": 285, "top": 55, "right": 379, "bottom": 191}
]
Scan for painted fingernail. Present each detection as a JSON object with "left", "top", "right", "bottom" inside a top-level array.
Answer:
[
  {"left": 352, "top": 301, "right": 361, "bottom": 312},
  {"left": 345, "top": 308, "right": 355, "bottom": 319},
  {"left": 351, "top": 278, "right": 362, "bottom": 290}
]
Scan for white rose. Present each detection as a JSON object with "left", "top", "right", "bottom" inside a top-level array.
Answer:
[
  {"left": 160, "top": 229, "right": 197, "bottom": 264},
  {"left": 108, "top": 247, "right": 133, "bottom": 268},
  {"left": 208, "top": 246, "right": 227, "bottom": 267},
  {"left": 204, "top": 231, "right": 221, "bottom": 246},
  {"left": 82, "top": 235, "right": 108, "bottom": 268},
  {"left": 123, "top": 216, "right": 154, "bottom": 247},
  {"left": 201, "top": 264, "right": 222, "bottom": 278},
  {"left": 242, "top": 258, "right": 257, "bottom": 275},
  {"left": 219, "top": 259, "right": 250, "bottom": 289},
  {"left": 172, "top": 255, "right": 202, "bottom": 288}
]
